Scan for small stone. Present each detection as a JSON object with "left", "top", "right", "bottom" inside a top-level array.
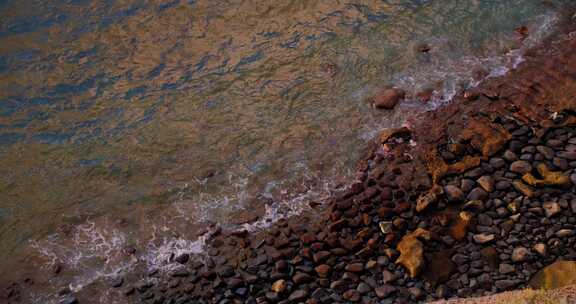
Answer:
[
  {"left": 495, "top": 279, "right": 516, "bottom": 290},
  {"left": 345, "top": 263, "right": 364, "bottom": 273},
  {"left": 511, "top": 247, "right": 531, "bottom": 263},
  {"left": 271, "top": 279, "right": 287, "bottom": 293},
  {"left": 343, "top": 289, "right": 361, "bottom": 302},
  {"left": 543, "top": 202, "right": 562, "bottom": 218},
  {"left": 357, "top": 282, "right": 371, "bottom": 294},
  {"left": 382, "top": 270, "right": 398, "bottom": 284},
  {"left": 495, "top": 180, "right": 511, "bottom": 190},
  {"left": 288, "top": 290, "right": 308, "bottom": 302},
  {"left": 110, "top": 277, "right": 124, "bottom": 288},
  {"left": 379, "top": 221, "right": 393, "bottom": 234},
  {"left": 537, "top": 146, "right": 555, "bottom": 160},
  {"left": 315, "top": 264, "right": 331, "bottom": 278},
  {"left": 373, "top": 88, "right": 405, "bottom": 110},
  {"left": 499, "top": 263, "right": 515, "bottom": 274},
  {"left": 473, "top": 234, "right": 495, "bottom": 244},
  {"left": 463, "top": 200, "right": 485, "bottom": 212},
  {"left": 467, "top": 187, "right": 488, "bottom": 201},
  {"left": 477, "top": 176, "right": 495, "bottom": 192},
  {"left": 534, "top": 243, "right": 547, "bottom": 257},
  {"left": 461, "top": 179, "right": 476, "bottom": 193},
  {"left": 452, "top": 253, "right": 468, "bottom": 265},
  {"left": 293, "top": 272, "right": 314, "bottom": 284},
  {"left": 375, "top": 285, "right": 396, "bottom": 299},
  {"left": 556, "top": 229, "right": 575, "bottom": 238},
  {"left": 478, "top": 214, "right": 493, "bottom": 226},
  {"left": 490, "top": 158, "right": 506, "bottom": 169},
  {"left": 512, "top": 181, "right": 534, "bottom": 198},
  {"left": 408, "top": 287, "right": 424, "bottom": 300},
  {"left": 444, "top": 185, "right": 464, "bottom": 202},
  {"left": 510, "top": 161, "right": 532, "bottom": 174}
]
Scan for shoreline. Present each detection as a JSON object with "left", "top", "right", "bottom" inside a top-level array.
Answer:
[{"left": 4, "top": 7, "right": 576, "bottom": 304}]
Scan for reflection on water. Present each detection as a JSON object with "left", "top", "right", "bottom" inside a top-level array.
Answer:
[{"left": 0, "top": 0, "right": 568, "bottom": 301}]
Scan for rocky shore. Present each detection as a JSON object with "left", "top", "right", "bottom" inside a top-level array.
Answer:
[{"left": 4, "top": 10, "right": 576, "bottom": 304}]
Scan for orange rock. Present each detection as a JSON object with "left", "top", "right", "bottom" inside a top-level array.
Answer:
[
  {"left": 450, "top": 212, "right": 472, "bottom": 241},
  {"left": 395, "top": 228, "right": 431, "bottom": 278}
]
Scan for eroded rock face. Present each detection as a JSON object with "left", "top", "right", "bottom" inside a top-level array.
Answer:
[
  {"left": 395, "top": 228, "right": 431, "bottom": 278},
  {"left": 529, "top": 261, "right": 576, "bottom": 290}
]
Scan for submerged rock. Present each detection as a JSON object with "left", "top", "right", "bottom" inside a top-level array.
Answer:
[{"left": 373, "top": 88, "right": 405, "bottom": 110}]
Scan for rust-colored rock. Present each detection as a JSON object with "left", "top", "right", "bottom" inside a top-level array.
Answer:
[
  {"left": 522, "top": 163, "right": 571, "bottom": 188},
  {"left": 395, "top": 228, "right": 431, "bottom": 278},
  {"left": 373, "top": 88, "right": 406, "bottom": 110},
  {"left": 450, "top": 211, "right": 472, "bottom": 241}
]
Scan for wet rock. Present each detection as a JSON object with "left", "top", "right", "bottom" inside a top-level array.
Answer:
[
  {"left": 451, "top": 212, "right": 472, "bottom": 241},
  {"left": 271, "top": 279, "right": 287, "bottom": 293},
  {"left": 375, "top": 285, "right": 396, "bottom": 299},
  {"left": 534, "top": 243, "right": 547, "bottom": 257},
  {"left": 510, "top": 160, "right": 532, "bottom": 174},
  {"left": 110, "top": 277, "right": 124, "bottom": 288},
  {"left": 357, "top": 282, "right": 371, "bottom": 294},
  {"left": 343, "top": 289, "right": 361, "bottom": 302},
  {"left": 543, "top": 202, "right": 561, "bottom": 218},
  {"left": 499, "top": 263, "right": 515, "bottom": 274},
  {"left": 289, "top": 290, "right": 308, "bottom": 302},
  {"left": 511, "top": 247, "right": 531, "bottom": 263},
  {"left": 423, "top": 251, "right": 455, "bottom": 284},
  {"left": 463, "top": 200, "right": 485, "bottom": 212},
  {"left": 379, "top": 221, "right": 393, "bottom": 234},
  {"left": 477, "top": 176, "right": 495, "bottom": 193},
  {"left": 315, "top": 264, "right": 331, "bottom": 278},
  {"left": 293, "top": 272, "right": 314, "bottom": 284},
  {"left": 59, "top": 295, "right": 79, "bottom": 304},
  {"left": 467, "top": 187, "right": 488, "bottom": 201},
  {"left": 382, "top": 270, "right": 398, "bottom": 284},
  {"left": 512, "top": 181, "right": 534, "bottom": 198},
  {"left": 495, "top": 279, "right": 517, "bottom": 290},
  {"left": 373, "top": 88, "right": 405, "bottom": 110},
  {"left": 556, "top": 229, "right": 575, "bottom": 238},
  {"left": 416, "top": 185, "right": 443, "bottom": 212},
  {"left": 345, "top": 263, "right": 364, "bottom": 273},
  {"left": 444, "top": 185, "right": 464, "bottom": 203},
  {"left": 409, "top": 287, "right": 424, "bottom": 300},
  {"left": 523, "top": 163, "right": 571, "bottom": 187},
  {"left": 473, "top": 233, "right": 495, "bottom": 244},
  {"left": 395, "top": 228, "right": 431, "bottom": 278}
]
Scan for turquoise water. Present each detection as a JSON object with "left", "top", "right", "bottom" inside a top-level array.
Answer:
[{"left": 0, "top": 0, "right": 570, "bottom": 302}]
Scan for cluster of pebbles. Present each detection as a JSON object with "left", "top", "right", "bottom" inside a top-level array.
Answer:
[{"left": 95, "top": 115, "right": 576, "bottom": 304}]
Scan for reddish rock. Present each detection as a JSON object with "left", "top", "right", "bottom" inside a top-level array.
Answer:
[
  {"left": 345, "top": 263, "right": 364, "bottom": 273},
  {"left": 373, "top": 88, "right": 406, "bottom": 110},
  {"left": 315, "top": 264, "right": 331, "bottom": 278},
  {"left": 343, "top": 289, "right": 361, "bottom": 302}
]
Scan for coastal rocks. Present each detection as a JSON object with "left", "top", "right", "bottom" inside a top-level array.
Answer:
[
  {"left": 395, "top": 228, "right": 431, "bottom": 278},
  {"left": 473, "top": 233, "right": 495, "bottom": 244},
  {"left": 511, "top": 247, "right": 531, "bottom": 263},
  {"left": 543, "top": 202, "right": 561, "bottom": 218},
  {"left": 510, "top": 161, "right": 533, "bottom": 174},
  {"left": 416, "top": 185, "right": 443, "bottom": 212},
  {"left": 523, "top": 163, "right": 571, "bottom": 187},
  {"left": 444, "top": 185, "right": 464, "bottom": 203},
  {"left": 373, "top": 88, "right": 405, "bottom": 110},
  {"left": 271, "top": 279, "right": 287, "bottom": 293}
]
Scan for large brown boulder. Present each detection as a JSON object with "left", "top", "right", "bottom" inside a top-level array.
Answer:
[{"left": 373, "top": 88, "right": 406, "bottom": 110}]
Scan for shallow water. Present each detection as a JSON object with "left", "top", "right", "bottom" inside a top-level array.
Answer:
[{"left": 0, "top": 0, "right": 569, "bottom": 301}]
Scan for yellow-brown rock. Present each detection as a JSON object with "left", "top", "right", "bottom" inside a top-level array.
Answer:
[
  {"left": 416, "top": 185, "right": 443, "bottom": 213},
  {"left": 512, "top": 180, "right": 535, "bottom": 198},
  {"left": 395, "top": 228, "right": 431, "bottom": 278},
  {"left": 450, "top": 211, "right": 473, "bottom": 241},
  {"left": 522, "top": 163, "right": 571, "bottom": 188},
  {"left": 529, "top": 261, "right": 576, "bottom": 290}
]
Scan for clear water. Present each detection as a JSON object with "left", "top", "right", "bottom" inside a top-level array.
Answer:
[{"left": 0, "top": 0, "right": 568, "bottom": 301}]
